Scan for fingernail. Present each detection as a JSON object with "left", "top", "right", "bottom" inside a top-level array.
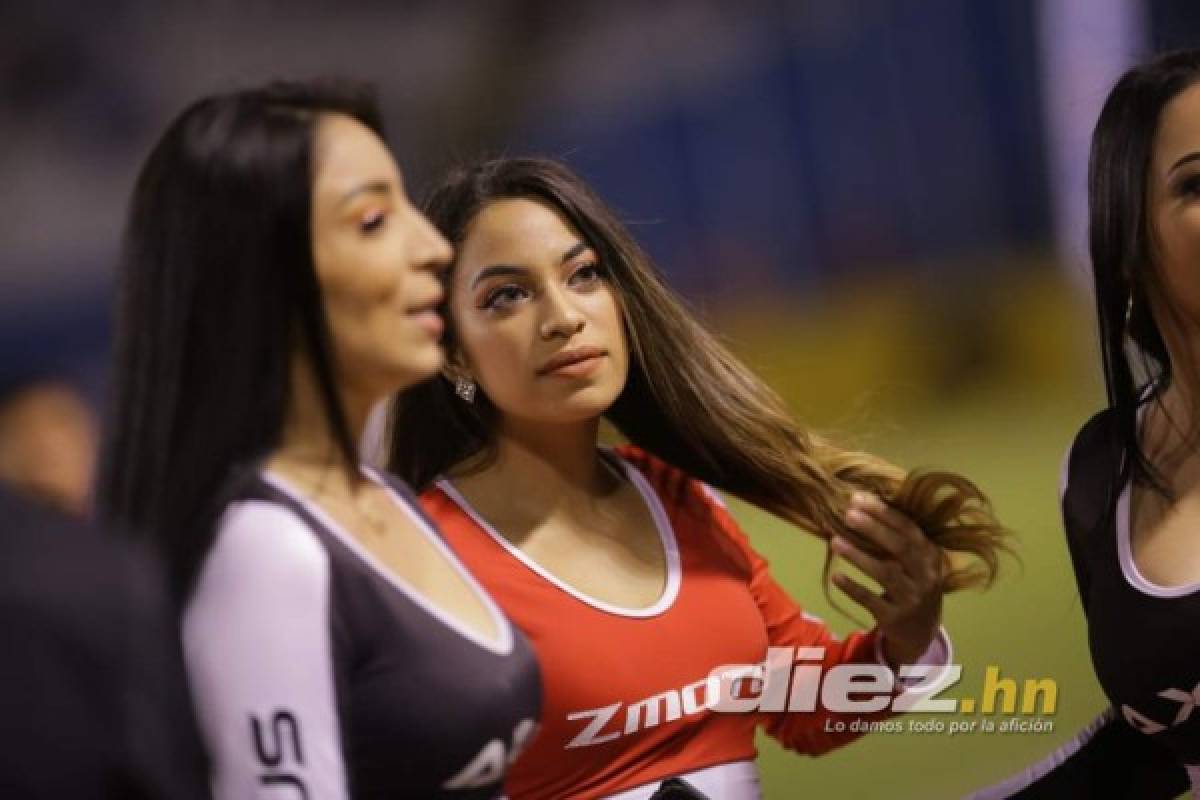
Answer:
[{"left": 845, "top": 508, "right": 867, "bottom": 525}]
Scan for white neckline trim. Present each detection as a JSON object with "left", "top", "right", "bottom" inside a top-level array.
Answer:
[
  {"left": 261, "top": 467, "right": 515, "bottom": 655},
  {"left": 434, "top": 449, "right": 683, "bottom": 619},
  {"left": 1116, "top": 479, "right": 1200, "bottom": 598},
  {"left": 1115, "top": 393, "right": 1200, "bottom": 598}
]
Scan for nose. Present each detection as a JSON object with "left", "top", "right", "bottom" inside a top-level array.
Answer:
[
  {"left": 538, "top": 285, "right": 586, "bottom": 340},
  {"left": 413, "top": 211, "right": 454, "bottom": 274}
]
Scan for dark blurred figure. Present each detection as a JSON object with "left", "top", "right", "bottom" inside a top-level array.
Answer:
[
  {"left": 0, "top": 357, "right": 208, "bottom": 798},
  {"left": 0, "top": 481, "right": 210, "bottom": 799},
  {"left": 0, "top": 377, "right": 98, "bottom": 515}
]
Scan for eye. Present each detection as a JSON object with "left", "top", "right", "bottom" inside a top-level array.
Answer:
[
  {"left": 359, "top": 209, "right": 388, "bottom": 234},
  {"left": 1180, "top": 175, "right": 1200, "bottom": 198},
  {"left": 482, "top": 284, "right": 529, "bottom": 311},
  {"left": 569, "top": 262, "right": 605, "bottom": 287}
]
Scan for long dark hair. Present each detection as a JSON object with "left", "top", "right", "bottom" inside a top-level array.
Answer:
[
  {"left": 99, "top": 80, "right": 382, "bottom": 603},
  {"left": 1089, "top": 49, "right": 1200, "bottom": 497},
  {"left": 389, "top": 157, "right": 1007, "bottom": 592}
]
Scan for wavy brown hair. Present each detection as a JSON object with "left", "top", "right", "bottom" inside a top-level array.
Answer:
[{"left": 389, "top": 157, "right": 1008, "bottom": 592}]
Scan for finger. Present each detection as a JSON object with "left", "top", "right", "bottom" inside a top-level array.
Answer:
[
  {"left": 850, "top": 494, "right": 940, "bottom": 575},
  {"left": 850, "top": 493, "right": 926, "bottom": 547},
  {"left": 831, "top": 536, "right": 912, "bottom": 600},
  {"left": 844, "top": 505, "right": 907, "bottom": 559},
  {"left": 832, "top": 571, "right": 891, "bottom": 622}
]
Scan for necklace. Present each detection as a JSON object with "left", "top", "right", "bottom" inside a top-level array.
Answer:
[
  {"left": 315, "top": 479, "right": 388, "bottom": 539},
  {"left": 274, "top": 454, "right": 389, "bottom": 538}
]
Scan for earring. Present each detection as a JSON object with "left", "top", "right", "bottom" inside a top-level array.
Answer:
[
  {"left": 1125, "top": 292, "right": 1134, "bottom": 330},
  {"left": 455, "top": 376, "right": 476, "bottom": 403}
]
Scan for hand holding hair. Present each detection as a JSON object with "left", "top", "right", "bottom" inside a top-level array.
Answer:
[{"left": 830, "top": 492, "right": 944, "bottom": 668}]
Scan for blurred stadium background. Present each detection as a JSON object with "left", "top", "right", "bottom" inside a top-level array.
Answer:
[{"left": 3, "top": 1, "right": 1199, "bottom": 797}]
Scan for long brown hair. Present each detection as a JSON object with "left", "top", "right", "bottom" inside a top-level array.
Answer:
[{"left": 389, "top": 157, "right": 1007, "bottom": 592}]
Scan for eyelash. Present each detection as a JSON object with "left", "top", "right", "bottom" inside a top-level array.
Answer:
[
  {"left": 481, "top": 262, "right": 605, "bottom": 311},
  {"left": 570, "top": 263, "right": 604, "bottom": 285},
  {"left": 359, "top": 210, "right": 387, "bottom": 234},
  {"left": 481, "top": 285, "right": 527, "bottom": 310}
]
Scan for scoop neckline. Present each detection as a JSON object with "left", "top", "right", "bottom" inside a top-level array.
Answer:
[
  {"left": 1116, "top": 396, "right": 1200, "bottom": 598},
  {"left": 434, "top": 448, "right": 683, "bottom": 618},
  {"left": 262, "top": 466, "right": 516, "bottom": 654}
]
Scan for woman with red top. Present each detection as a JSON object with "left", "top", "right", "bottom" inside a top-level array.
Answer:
[{"left": 387, "top": 157, "right": 1007, "bottom": 799}]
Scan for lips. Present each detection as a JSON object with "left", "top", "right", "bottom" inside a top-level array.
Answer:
[
  {"left": 406, "top": 292, "right": 444, "bottom": 338},
  {"left": 406, "top": 290, "right": 444, "bottom": 316},
  {"left": 537, "top": 345, "right": 607, "bottom": 376}
]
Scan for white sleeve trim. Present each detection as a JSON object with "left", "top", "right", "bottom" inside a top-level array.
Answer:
[
  {"left": 962, "top": 709, "right": 1115, "bottom": 799},
  {"left": 183, "top": 500, "right": 349, "bottom": 800},
  {"left": 874, "top": 625, "right": 954, "bottom": 695}
]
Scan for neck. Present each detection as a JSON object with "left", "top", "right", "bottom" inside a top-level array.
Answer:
[
  {"left": 1150, "top": 301, "right": 1200, "bottom": 427},
  {"left": 273, "top": 357, "right": 373, "bottom": 480},
  {"left": 483, "top": 416, "right": 610, "bottom": 504},
  {"left": 1141, "top": 357, "right": 1200, "bottom": 479}
]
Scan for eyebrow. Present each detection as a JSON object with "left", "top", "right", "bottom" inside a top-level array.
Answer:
[
  {"left": 470, "top": 264, "right": 528, "bottom": 289},
  {"left": 1168, "top": 152, "right": 1200, "bottom": 176},
  {"left": 562, "top": 241, "right": 589, "bottom": 262},
  {"left": 469, "top": 241, "right": 592, "bottom": 289},
  {"left": 338, "top": 179, "right": 391, "bottom": 207}
]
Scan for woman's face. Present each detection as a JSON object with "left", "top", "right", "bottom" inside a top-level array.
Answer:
[
  {"left": 309, "top": 114, "right": 452, "bottom": 398},
  {"left": 1148, "top": 82, "right": 1200, "bottom": 328},
  {"left": 448, "top": 197, "right": 629, "bottom": 427}
]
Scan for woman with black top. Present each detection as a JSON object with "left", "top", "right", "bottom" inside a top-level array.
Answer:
[
  {"left": 971, "top": 50, "right": 1200, "bottom": 798},
  {"left": 98, "top": 81, "right": 541, "bottom": 799}
]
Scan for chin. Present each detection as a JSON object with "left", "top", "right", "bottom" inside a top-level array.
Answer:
[
  {"left": 389, "top": 348, "right": 444, "bottom": 390},
  {"left": 544, "top": 385, "right": 621, "bottom": 423}
]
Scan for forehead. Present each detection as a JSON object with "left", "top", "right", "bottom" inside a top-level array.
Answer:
[
  {"left": 1153, "top": 83, "right": 1200, "bottom": 175},
  {"left": 460, "top": 198, "right": 584, "bottom": 264},
  {"left": 310, "top": 113, "right": 399, "bottom": 198}
]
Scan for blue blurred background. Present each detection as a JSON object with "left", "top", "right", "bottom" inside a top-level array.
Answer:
[{"left": 3, "top": 1, "right": 1199, "bottom": 797}]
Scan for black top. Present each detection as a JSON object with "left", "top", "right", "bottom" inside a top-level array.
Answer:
[
  {"left": 0, "top": 484, "right": 209, "bottom": 800},
  {"left": 183, "top": 468, "right": 542, "bottom": 800},
  {"left": 972, "top": 406, "right": 1195, "bottom": 798}
]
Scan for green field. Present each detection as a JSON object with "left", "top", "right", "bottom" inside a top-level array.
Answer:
[{"left": 713, "top": 270, "right": 1124, "bottom": 798}]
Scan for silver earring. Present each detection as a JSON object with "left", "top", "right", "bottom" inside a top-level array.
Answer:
[
  {"left": 455, "top": 376, "right": 476, "bottom": 403},
  {"left": 1125, "top": 293, "right": 1134, "bottom": 329}
]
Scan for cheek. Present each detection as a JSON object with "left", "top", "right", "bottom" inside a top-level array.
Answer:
[
  {"left": 1156, "top": 211, "right": 1200, "bottom": 314},
  {"left": 594, "top": 290, "right": 630, "bottom": 365},
  {"left": 457, "top": 315, "right": 532, "bottom": 396},
  {"left": 321, "top": 257, "right": 407, "bottom": 342},
  {"left": 319, "top": 233, "right": 404, "bottom": 305}
]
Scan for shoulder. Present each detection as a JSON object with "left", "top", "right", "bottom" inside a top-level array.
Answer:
[
  {"left": 184, "top": 499, "right": 336, "bottom": 666},
  {"left": 612, "top": 444, "right": 707, "bottom": 498},
  {"left": 1060, "top": 408, "right": 1123, "bottom": 497},
  {"left": 0, "top": 486, "right": 161, "bottom": 609},
  {"left": 197, "top": 499, "right": 330, "bottom": 598},
  {"left": 613, "top": 444, "right": 754, "bottom": 566},
  {"left": 1059, "top": 407, "right": 1127, "bottom": 551},
  {"left": 613, "top": 444, "right": 720, "bottom": 514},
  {"left": 0, "top": 486, "right": 168, "bottom": 656},
  {"left": 1070, "top": 407, "right": 1122, "bottom": 461}
]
